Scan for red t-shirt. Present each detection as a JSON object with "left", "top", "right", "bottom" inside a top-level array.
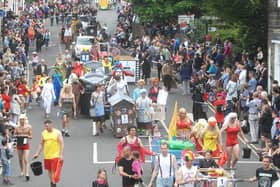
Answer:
[{"left": 213, "top": 99, "right": 226, "bottom": 123}]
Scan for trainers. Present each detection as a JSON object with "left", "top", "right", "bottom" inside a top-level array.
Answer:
[{"left": 64, "top": 132, "right": 70, "bottom": 137}]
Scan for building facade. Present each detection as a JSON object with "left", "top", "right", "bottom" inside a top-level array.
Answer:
[{"left": 268, "top": 0, "right": 280, "bottom": 92}]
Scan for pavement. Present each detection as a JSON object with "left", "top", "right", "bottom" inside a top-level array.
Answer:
[{"left": 8, "top": 8, "right": 260, "bottom": 187}]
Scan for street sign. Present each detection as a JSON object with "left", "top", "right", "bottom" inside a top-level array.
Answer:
[
  {"left": 0, "top": 9, "right": 4, "bottom": 17},
  {"left": 208, "top": 27, "right": 217, "bottom": 32}
]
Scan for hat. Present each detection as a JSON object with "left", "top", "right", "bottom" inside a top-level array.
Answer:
[
  {"left": 19, "top": 113, "right": 27, "bottom": 120},
  {"left": 140, "top": 89, "right": 147, "bottom": 94},
  {"left": 208, "top": 117, "right": 217, "bottom": 127},
  {"left": 183, "top": 151, "right": 195, "bottom": 161}
]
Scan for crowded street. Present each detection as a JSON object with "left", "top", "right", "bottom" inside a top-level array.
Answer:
[{"left": 0, "top": 0, "right": 279, "bottom": 187}]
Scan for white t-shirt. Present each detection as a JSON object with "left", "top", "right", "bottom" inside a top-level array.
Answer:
[
  {"left": 157, "top": 154, "right": 175, "bottom": 178},
  {"left": 178, "top": 165, "right": 197, "bottom": 187},
  {"left": 272, "top": 179, "right": 280, "bottom": 187},
  {"left": 239, "top": 69, "right": 247, "bottom": 85}
]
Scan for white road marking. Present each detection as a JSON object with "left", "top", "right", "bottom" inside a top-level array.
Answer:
[
  {"left": 93, "top": 142, "right": 98, "bottom": 164},
  {"left": 159, "top": 120, "right": 169, "bottom": 133},
  {"left": 238, "top": 161, "right": 261, "bottom": 164}
]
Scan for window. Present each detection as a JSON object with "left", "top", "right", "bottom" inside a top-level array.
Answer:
[
  {"left": 274, "top": 44, "right": 280, "bottom": 83},
  {"left": 278, "top": 0, "right": 280, "bottom": 8}
]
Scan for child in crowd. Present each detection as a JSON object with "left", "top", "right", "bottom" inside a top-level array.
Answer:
[
  {"left": 151, "top": 124, "right": 161, "bottom": 139},
  {"left": 0, "top": 138, "right": 14, "bottom": 185},
  {"left": 132, "top": 151, "right": 144, "bottom": 186},
  {"left": 132, "top": 151, "right": 142, "bottom": 178}
]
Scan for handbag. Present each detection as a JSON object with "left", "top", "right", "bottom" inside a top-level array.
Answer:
[{"left": 89, "top": 93, "right": 105, "bottom": 117}]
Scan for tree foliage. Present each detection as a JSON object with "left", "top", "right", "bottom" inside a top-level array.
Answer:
[
  {"left": 132, "top": 0, "right": 267, "bottom": 51},
  {"left": 203, "top": 0, "right": 267, "bottom": 50},
  {"left": 131, "top": 0, "right": 202, "bottom": 23}
]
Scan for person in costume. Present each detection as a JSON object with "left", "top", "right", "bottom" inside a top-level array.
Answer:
[
  {"left": 52, "top": 68, "right": 63, "bottom": 105},
  {"left": 41, "top": 78, "right": 56, "bottom": 119},
  {"left": 176, "top": 108, "right": 192, "bottom": 140},
  {"left": 33, "top": 120, "right": 64, "bottom": 187},
  {"left": 116, "top": 126, "right": 154, "bottom": 163},
  {"left": 198, "top": 117, "right": 223, "bottom": 157}
]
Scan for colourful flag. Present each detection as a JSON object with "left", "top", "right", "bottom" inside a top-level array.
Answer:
[{"left": 168, "top": 101, "right": 178, "bottom": 140}]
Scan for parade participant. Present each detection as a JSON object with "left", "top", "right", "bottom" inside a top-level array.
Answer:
[
  {"left": 118, "top": 146, "right": 139, "bottom": 187},
  {"left": 41, "top": 78, "right": 56, "bottom": 119},
  {"left": 108, "top": 74, "right": 129, "bottom": 96},
  {"left": 120, "top": 126, "right": 143, "bottom": 152},
  {"left": 162, "top": 60, "right": 175, "bottom": 92},
  {"left": 64, "top": 25, "right": 72, "bottom": 50},
  {"left": 136, "top": 89, "right": 153, "bottom": 135},
  {"left": 176, "top": 151, "right": 198, "bottom": 187},
  {"left": 148, "top": 142, "right": 177, "bottom": 187},
  {"left": 90, "top": 44, "right": 100, "bottom": 61},
  {"left": 52, "top": 68, "right": 63, "bottom": 106},
  {"left": 132, "top": 79, "right": 145, "bottom": 101},
  {"left": 176, "top": 108, "right": 192, "bottom": 139},
  {"left": 59, "top": 84, "right": 76, "bottom": 137},
  {"left": 213, "top": 93, "right": 226, "bottom": 128},
  {"left": 72, "top": 79, "right": 83, "bottom": 117},
  {"left": 249, "top": 156, "right": 278, "bottom": 187},
  {"left": 199, "top": 117, "right": 223, "bottom": 157},
  {"left": 190, "top": 119, "right": 208, "bottom": 152},
  {"left": 220, "top": 113, "right": 247, "bottom": 169},
  {"left": 92, "top": 168, "right": 109, "bottom": 187},
  {"left": 33, "top": 120, "right": 64, "bottom": 187},
  {"left": 148, "top": 77, "right": 161, "bottom": 103},
  {"left": 36, "top": 59, "right": 48, "bottom": 76},
  {"left": 14, "top": 114, "right": 32, "bottom": 181},
  {"left": 90, "top": 84, "right": 105, "bottom": 136}
]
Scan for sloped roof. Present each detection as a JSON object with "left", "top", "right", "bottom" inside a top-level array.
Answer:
[{"left": 108, "top": 94, "right": 135, "bottom": 106}]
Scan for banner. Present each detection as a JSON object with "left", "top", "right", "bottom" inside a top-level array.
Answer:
[
  {"left": 99, "top": 0, "right": 109, "bottom": 9},
  {"left": 178, "top": 15, "right": 194, "bottom": 32}
]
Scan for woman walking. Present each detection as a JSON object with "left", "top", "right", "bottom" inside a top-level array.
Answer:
[
  {"left": 59, "top": 84, "right": 76, "bottom": 137},
  {"left": 41, "top": 78, "right": 56, "bottom": 118},
  {"left": 221, "top": 113, "right": 247, "bottom": 169},
  {"left": 14, "top": 114, "right": 32, "bottom": 181},
  {"left": 90, "top": 84, "right": 105, "bottom": 136}
]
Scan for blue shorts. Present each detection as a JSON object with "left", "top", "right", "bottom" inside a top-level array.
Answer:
[{"left": 156, "top": 177, "right": 174, "bottom": 187}]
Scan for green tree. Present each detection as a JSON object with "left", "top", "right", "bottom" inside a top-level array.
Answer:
[
  {"left": 131, "top": 0, "right": 202, "bottom": 23},
  {"left": 203, "top": 0, "right": 267, "bottom": 50}
]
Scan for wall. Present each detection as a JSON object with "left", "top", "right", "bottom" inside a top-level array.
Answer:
[{"left": 268, "top": 0, "right": 280, "bottom": 92}]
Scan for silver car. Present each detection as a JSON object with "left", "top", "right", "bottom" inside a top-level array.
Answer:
[{"left": 71, "top": 36, "right": 95, "bottom": 59}]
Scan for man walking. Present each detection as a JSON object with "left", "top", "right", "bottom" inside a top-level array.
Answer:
[
  {"left": 118, "top": 146, "right": 139, "bottom": 187},
  {"left": 148, "top": 142, "right": 177, "bottom": 187},
  {"left": 33, "top": 120, "right": 64, "bottom": 187}
]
